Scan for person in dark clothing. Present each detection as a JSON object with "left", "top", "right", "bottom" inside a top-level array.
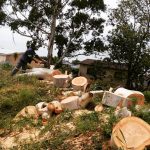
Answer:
[{"left": 11, "top": 42, "right": 46, "bottom": 76}]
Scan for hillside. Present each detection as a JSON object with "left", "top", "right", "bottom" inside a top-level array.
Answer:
[{"left": 0, "top": 64, "right": 150, "bottom": 150}]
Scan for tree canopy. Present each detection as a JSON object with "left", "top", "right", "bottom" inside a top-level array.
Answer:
[
  {"left": 108, "top": 0, "right": 150, "bottom": 89},
  {"left": 0, "top": 0, "right": 106, "bottom": 67}
]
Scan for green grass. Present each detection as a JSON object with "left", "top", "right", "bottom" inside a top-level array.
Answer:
[
  {"left": 143, "top": 91, "right": 150, "bottom": 103},
  {"left": 75, "top": 112, "right": 100, "bottom": 133},
  {"left": 0, "top": 66, "right": 150, "bottom": 149}
]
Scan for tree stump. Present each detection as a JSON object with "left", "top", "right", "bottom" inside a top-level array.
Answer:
[
  {"left": 53, "top": 74, "right": 69, "bottom": 88},
  {"left": 71, "top": 76, "right": 88, "bottom": 92},
  {"left": 111, "top": 117, "right": 150, "bottom": 150}
]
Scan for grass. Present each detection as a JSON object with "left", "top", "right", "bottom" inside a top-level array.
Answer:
[
  {"left": 0, "top": 65, "right": 150, "bottom": 149},
  {"left": 0, "top": 67, "right": 52, "bottom": 130},
  {"left": 143, "top": 91, "right": 150, "bottom": 103},
  {"left": 75, "top": 112, "right": 100, "bottom": 133}
]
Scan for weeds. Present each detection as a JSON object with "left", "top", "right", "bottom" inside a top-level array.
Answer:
[
  {"left": 75, "top": 112, "right": 99, "bottom": 133},
  {"left": 131, "top": 106, "right": 150, "bottom": 124},
  {"left": 0, "top": 65, "right": 150, "bottom": 149},
  {"left": 0, "top": 63, "right": 13, "bottom": 70},
  {"left": 57, "top": 110, "right": 73, "bottom": 123},
  {"left": 101, "top": 113, "right": 118, "bottom": 139},
  {"left": 91, "top": 135, "right": 103, "bottom": 150},
  {"left": 143, "top": 91, "right": 150, "bottom": 103}
]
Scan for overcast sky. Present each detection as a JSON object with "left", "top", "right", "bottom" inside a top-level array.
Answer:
[{"left": 0, "top": 0, "right": 119, "bottom": 60}]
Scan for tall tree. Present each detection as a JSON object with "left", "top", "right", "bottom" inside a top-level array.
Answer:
[
  {"left": 0, "top": 0, "right": 6, "bottom": 25},
  {"left": 1, "top": 0, "right": 105, "bottom": 67},
  {"left": 108, "top": 0, "right": 150, "bottom": 89}
]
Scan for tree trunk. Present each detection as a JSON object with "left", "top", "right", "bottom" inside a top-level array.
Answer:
[
  {"left": 47, "top": 15, "right": 57, "bottom": 68},
  {"left": 126, "top": 63, "right": 133, "bottom": 89},
  {"left": 47, "top": 0, "right": 58, "bottom": 68}
]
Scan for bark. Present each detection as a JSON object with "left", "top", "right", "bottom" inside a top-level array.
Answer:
[
  {"left": 126, "top": 63, "right": 133, "bottom": 89},
  {"left": 47, "top": 0, "right": 58, "bottom": 67}
]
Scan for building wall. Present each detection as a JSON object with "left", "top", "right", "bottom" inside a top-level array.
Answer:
[
  {"left": 3, "top": 53, "right": 43, "bottom": 68},
  {"left": 79, "top": 64, "right": 127, "bottom": 83},
  {"left": 6, "top": 54, "right": 23, "bottom": 66},
  {"left": 0, "top": 55, "right": 6, "bottom": 62},
  {"left": 79, "top": 64, "right": 88, "bottom": 76}
]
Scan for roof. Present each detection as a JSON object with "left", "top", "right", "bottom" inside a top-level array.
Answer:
[
  {"left": 0, "top": 52, "right": 24, "bottom": 56},
  {"left": 80, "top": 59, "right": 128, "bottom": 70},
  {"left": 79, "top": 59, "right": 96, "bottom": 65}
]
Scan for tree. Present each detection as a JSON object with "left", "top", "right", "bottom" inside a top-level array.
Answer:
[
  {"left": 108, "top": 0, "right": 150, "bottom": 89},
  {"left": 0, "top": 0, "right": 6, "bottom": 25},
  {"left": 1, "top": 0, "right": 106, "bottom": 67}
]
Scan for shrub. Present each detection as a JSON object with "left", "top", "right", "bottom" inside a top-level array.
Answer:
[
  {"left": 90, "top": 80, "right": 103, "bottom": 90},
  {"left": 131, "top": 106, "right": 150, "bottom": 124},
  {"left": 143, "top": 91, "right": 150, "bottom": 103}
]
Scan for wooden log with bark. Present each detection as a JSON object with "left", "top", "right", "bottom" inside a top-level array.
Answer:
[
  {"left": 111, "top": 117, "right": 150, "bottom": 150},
  {"left": 53, "top": 74, "right": 69, "bottom": 88},
  {"left": 71, "top": 76, "right": 88, "bottom": 92}
]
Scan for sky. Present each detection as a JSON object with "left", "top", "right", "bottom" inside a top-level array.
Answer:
[{"left": 0, "top": 0, "right": 119, "bottom": 60}]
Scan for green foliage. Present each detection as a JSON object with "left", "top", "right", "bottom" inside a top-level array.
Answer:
[
  {"left": 90, "top": 79, "right": 111, "bottom": 90},
  {"left": 72, "top": 59, "right": 80, "bottom": 65},
  {"left": 90, "top": 80, "right": 103, "bottom": 90},
  {"left": 71, "top": 68, "right": 79, "bottom": 77},
  {"left": 143, "top": 91, "right": 150, "bottom": 103},
  {"left": 91, "top": 135, "right": 103, "bottom": 150},
  {"left": 15, "top": 75, "right": 37, "bottom": 84},
  {"left": 0, "top": 63, "right": 13, "bottom": 70},
  {"left": 131, "top": 106, "right": 150, "bottom": 124},
  {"left": 57, "top": 110, "right": 73, "bottom": 123},
  {"left": 71, "top": 0, "right": 105, "bottom": 11},
  {"left": 108, "top": 0, "right": 150, "bottom": 89},
  {"left": 0, "top": 67, "right": 51, "bottom": 130},
  {"left": 75, "top": 112, "right": 99, "bottom": 133},
  {"left": 101, "top": 113, "right": 118, "bottom": 139},
  {"left": 0, "top": 0, "right": 106, "bottom": 65}
]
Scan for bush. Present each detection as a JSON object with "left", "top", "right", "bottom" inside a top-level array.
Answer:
[
  {"left": 143, "top": 91, "right": 150, "bottom": 103},
  {"left": 90, "top": 80, "right": 103, "bottom": 90},
  {"left": 131, "top": 106, "right": 150, "bottom": 124}
]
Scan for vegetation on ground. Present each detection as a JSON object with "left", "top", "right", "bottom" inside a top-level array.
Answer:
[{"left": 0, "top": 65, "right": 150, "bottom": 149}]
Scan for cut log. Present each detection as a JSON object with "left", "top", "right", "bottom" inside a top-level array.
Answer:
[
  {"left": 90, "top": 90, "right": 104, "bottom": 98},
  {"left": 61, "top": 92, "right": 93, "bottom": 110},
  {"left": 102, "top": 91, "right": 128, "bottom": 108},
  {"left": 94, "top": 104, "right": 104, "bottom": 112},
  {"left": 78, "top": 93, "right": 93, "bottom": 108},
  {"left": 48, "top": 101, "right": 63, "bottom": 114},
  {"left": 71, "top": 76, "right": 88, "bottom": 91},
  {"left": 48, "top": 69, "right": 62, "bottom": 81},
  {"left": 53, "top": 74, "right": 69, "bottom": 88},
  {"left": 114, "top": 87, "right": 144, "bottom": 107},
  {"left": 61, "top": 96, "right": 80, "bottom": 110},
  {"left": 18, "top": 68, "right": 62, "bottom": 80},
  {"left": 111, "top": 117, "right": 150, "bottom": 150},
  {"left": 35, "top": 102, "right": 48, "bottom": 115}
]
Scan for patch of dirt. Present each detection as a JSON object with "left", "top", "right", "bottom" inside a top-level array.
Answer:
[{"left": 63, "top": 131, "right": 103, "bottom": 150}]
